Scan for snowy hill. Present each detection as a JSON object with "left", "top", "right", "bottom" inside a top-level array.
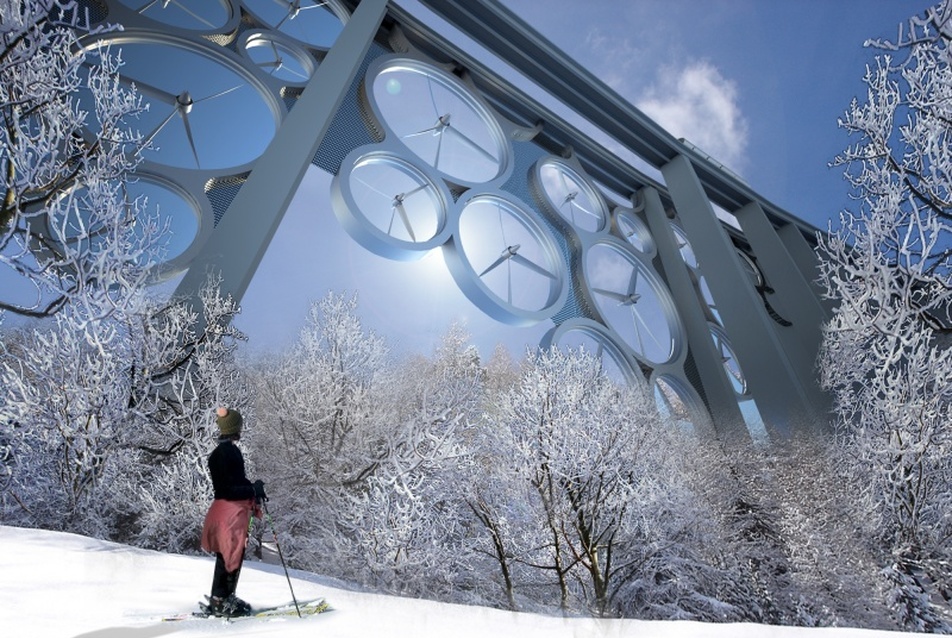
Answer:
[{"left": 0, "top": 525, "right": 921, "bottom": 638}]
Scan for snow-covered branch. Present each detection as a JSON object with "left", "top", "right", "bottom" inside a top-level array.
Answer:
[
  {"left": 818, "top": 2, "right": 952, "bottom": 629},
  {"left": 0, "top": 0, "right": 151, "bottom": 319}
]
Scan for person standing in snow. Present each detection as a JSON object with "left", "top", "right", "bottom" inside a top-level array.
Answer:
[{"left": 200, "top": 407, "right": 267, "bottom": 617}]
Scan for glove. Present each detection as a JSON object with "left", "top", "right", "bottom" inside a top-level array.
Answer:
[{"left": 253, "top": 479, "right": 268, "bottom": 502}]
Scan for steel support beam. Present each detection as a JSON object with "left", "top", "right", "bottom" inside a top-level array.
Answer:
[
  {"left": 174, "top": 0, "right": 389, "bottom": 308},
  {"left": 777, "top": 222, "right": 835, "bottom": 319},
  {"left": 640, "top": 187, "right": 747, "bottom": 441},
  {"left": 734, "top": 201, "right": 832, "bottom": 419},
  {"left": 662, "top": 154, "right": 817, "bottom": 439}
]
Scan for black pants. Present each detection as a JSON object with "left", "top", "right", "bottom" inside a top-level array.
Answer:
[{"left": 210, "top": 552, "right": 242, "bottom": 599}]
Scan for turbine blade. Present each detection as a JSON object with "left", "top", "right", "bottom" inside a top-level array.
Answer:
[
  {"left": 169, "top": 0, "right": 216, "bottom": 28},
  {"left": 511, "top": 253, "right": 555, "bottom": 280},
  {"left": 285, "top": 65, "right": 309, "bottom": 81},
  {"left": 395, "top": 202, "right": 416, "bottom": 241},
  {"left": 445, "top": 125, "right": 497, "bottom": 163},
  {"left": 433, "top": 127, "right": 444, "bottom": 169},
  {"left": 632, "top": 307, "right": 665, "bottom": 350},
  {"left": 195, "top": 84, "right": 242, "bottom": 103},
  {"left": 402, "top": 124, "right": 441, "bottom": 139},
  {"left": 134, "top": 0, "right": 161, "bottom": 13},
  {"left": 426, "top": 75, "right": 440, "bottom": 118},
  {"left": 627, "top": 268, "right": 639, "bottom": 297},
  {"left": 142, "top": 107, "right": 179, "bottom": 148},
  {"left": 563, "top": 198, "right": 577, "bottom": 226},
  {"left": 632, "top": 310, "right": 647, "bottom": 354},
  {"left": 479, "top": 255, "right": 508, "bottom": 278},
  {"left": 592, "top": 288, "right": 629, "bottom": 304},
  {"left": 573, "top": 200, "right": 600, "bottom": 220},
  {"left": 387, "top": 207, "right": 396, "bottom": 235},
  {"left": 402, "top": 183, "right": 428, "bottom": 199},
  {"left": 353, "top": 175, "right": 393, "bottom": 200},
  {"left": 122, "top": 75, "right": 176, "bottom": 105},
  {"left": 497, "top": 203, "right": 508, "bottom": 246},
  {"left": 260, "top": 41, "right": 283, "bottom": 75},
  {"left": 180, "top": 111, "right": 201, "bottom": 168}
]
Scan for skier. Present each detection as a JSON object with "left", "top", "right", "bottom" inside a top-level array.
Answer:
[{"left": 200, "top": 407, "right": 267, "bottom": 617}]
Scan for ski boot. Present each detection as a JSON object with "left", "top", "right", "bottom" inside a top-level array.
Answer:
[{"left": 203, "top": 594, "right": 252, "bottom": 617}]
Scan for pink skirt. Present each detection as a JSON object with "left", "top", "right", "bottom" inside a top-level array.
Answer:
[{"left": 201, "top": 498, "right": 259, "bottom": 572}]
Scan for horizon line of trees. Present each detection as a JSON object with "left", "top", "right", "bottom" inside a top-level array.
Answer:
[{"left": 0, "top": 289, "right": 934, "bottom": 630}]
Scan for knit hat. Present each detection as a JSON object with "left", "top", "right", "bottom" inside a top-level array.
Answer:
[{"left": 215, "top": 407, "right": 243, "bottom": 438}]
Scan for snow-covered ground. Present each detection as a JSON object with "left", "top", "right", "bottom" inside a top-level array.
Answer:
[{"left": 0, "top": 525, "right": 921, "bottom": 638}]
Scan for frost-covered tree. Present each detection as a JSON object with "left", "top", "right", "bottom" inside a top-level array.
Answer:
[
  {"left": 468, "top": 348, "right": 733, "bottom": 619},
  {"left": 818, "top": 2, "right": 952, "bottom": 630},
  {"left": 247, "top": 292, "right": 390, "bottom": 570},
  {"left": 334, "top": 322, "right": 481, "bottom": 597},
  {"left": 0, "top": 278, "right": 247, "bottom": 548},
  {"left": 249, "top": 294, "right": 478, "bottom": 598},
  {"left": 703, "top": 436, "right": 892, "bottom": 629},
  {"left": 1, "top": 0, "right": 149, "bottom": 318},
  {"left": 0, "top": 0, "right": 252, "bottom": 555},
  {"left": 112, "top": 278, "right": 249, "bottom": 551}
]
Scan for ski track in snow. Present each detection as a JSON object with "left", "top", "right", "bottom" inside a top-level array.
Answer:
[{"left": 0, "top": 525, "right": 924, "bottom": 638}]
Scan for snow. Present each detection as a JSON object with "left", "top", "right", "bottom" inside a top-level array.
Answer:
[{"left": 0, "top": 525, "right": 919, "bottom": 638}]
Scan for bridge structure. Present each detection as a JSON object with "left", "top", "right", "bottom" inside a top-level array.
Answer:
[{"left": 78, "top": 0, "right": 833, "bottom": 441}]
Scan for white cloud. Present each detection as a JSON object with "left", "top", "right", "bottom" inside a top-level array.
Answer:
[
  {"left": 636, "top": 61, "right": 749, "bottom": 174},
  {"left": 582, "top": 27, "right": 641, "bottom": 92}
]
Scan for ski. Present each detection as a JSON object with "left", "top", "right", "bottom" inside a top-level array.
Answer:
[{"left": 162, "top": 597, "right": 330, "bottom": 622}]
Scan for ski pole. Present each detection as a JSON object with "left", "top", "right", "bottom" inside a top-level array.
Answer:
[{"left": 261, "top": 499, "right": 302, "bottom": 618}]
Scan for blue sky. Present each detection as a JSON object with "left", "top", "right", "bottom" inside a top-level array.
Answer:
[
  {"left": 234, "top": 1, "right": 929, "bottom": 358},
  {"left": 497, "top": 0, "right": 926, "bottom": 229}
]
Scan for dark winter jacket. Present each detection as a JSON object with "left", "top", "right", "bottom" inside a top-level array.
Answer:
[{"left": 208, "top": 439, "right": 255, "bottom": 501}]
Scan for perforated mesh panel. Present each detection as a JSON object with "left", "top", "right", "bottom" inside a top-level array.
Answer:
[
  {"left": 682, "top": 350, "right": 710, "bottom": 412},
  {"left": 74, "top": 0, "right": 109, "bottom": 24},
  {"left": 199, "top": 29, "right": 237, "bottom": 48},
  {"left": 205, "top": 175, "right": 247, "bottom": 226},
  {"left": 282, "top": 93, "right": 298, "bottom": 112},
  {"left": 312, "top": 43, "right": 387, "bottom": 173}
]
